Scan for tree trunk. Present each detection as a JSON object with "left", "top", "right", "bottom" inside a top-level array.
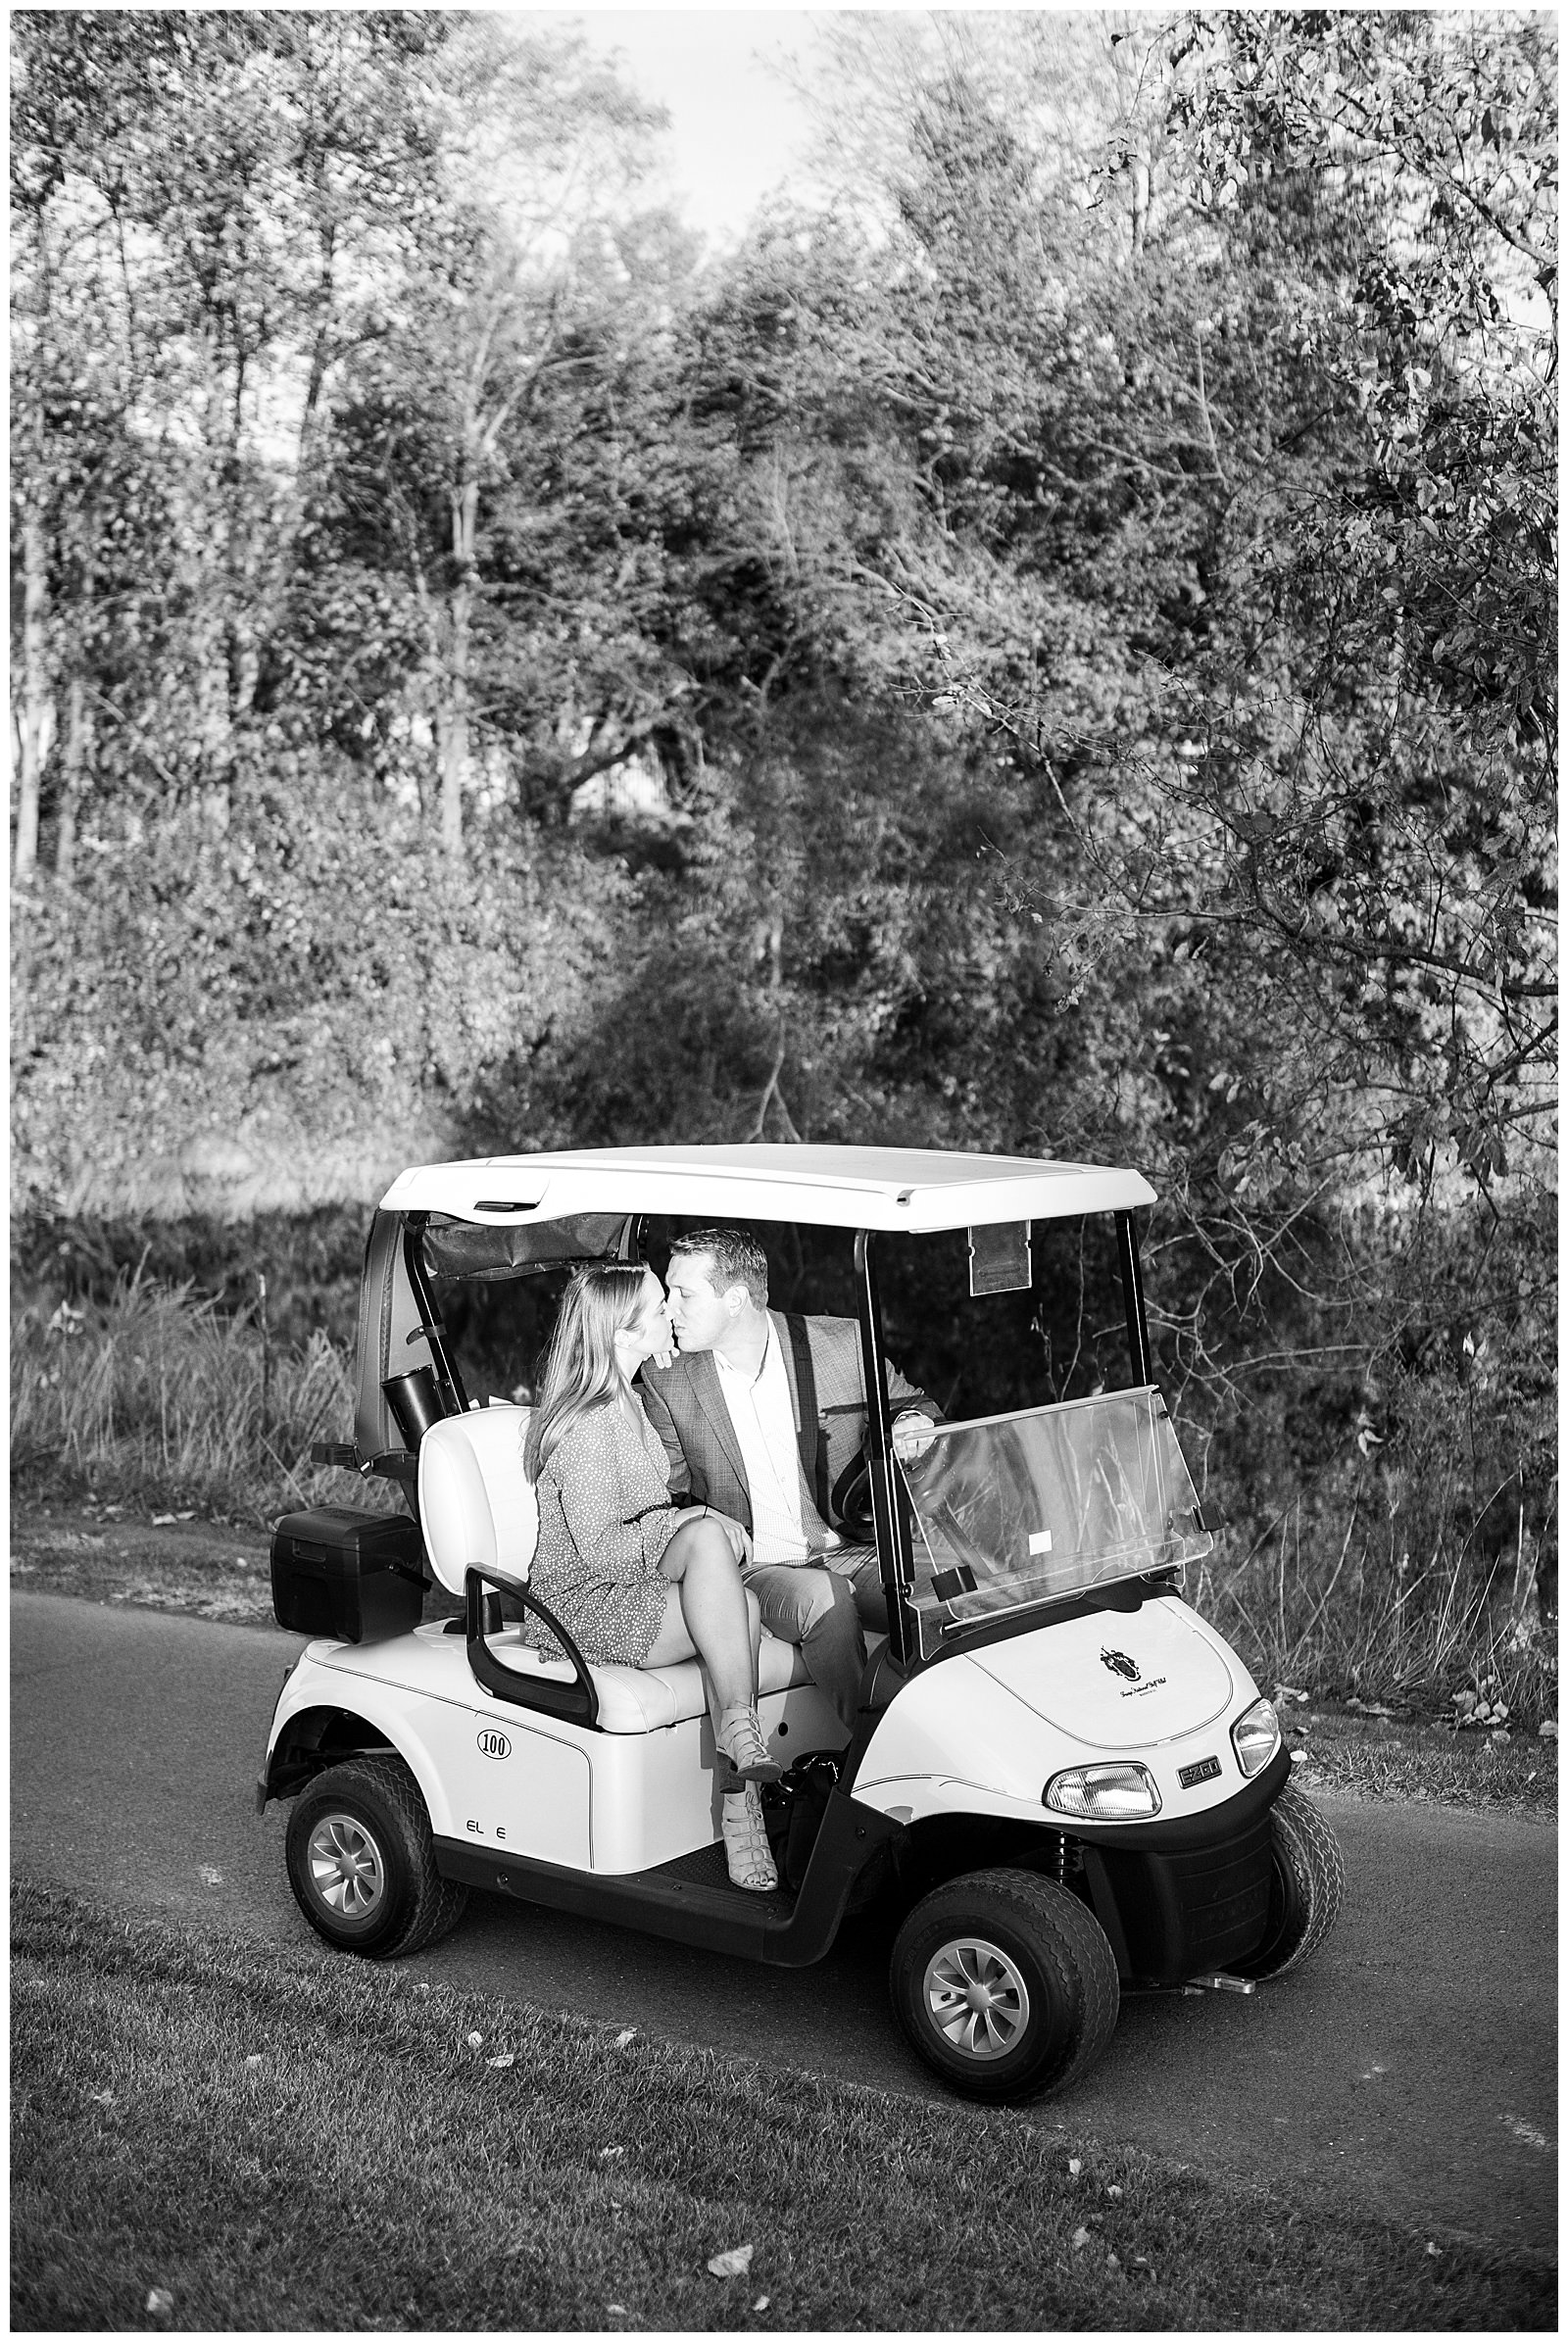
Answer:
[
  {"left": 440, "top": 578, "right": 471, "bottom": 862},
  {"left": 1107, "top": 14, "right": 1153, "bottom": 265},
  {"left": 1129, "top": 152, "right": 1151, "bottom": 261},
  {"left": 440, "top": 477, "right": 480, "bottom": 862},
  {"left": 13, "top": 509, "right": 50, "bottom": 883},
  {"left": 55, "top": 672, "right": 91, "bottom": 884},
  {"left": 190, "top": 318, "right": 237, "bottom": 832}
]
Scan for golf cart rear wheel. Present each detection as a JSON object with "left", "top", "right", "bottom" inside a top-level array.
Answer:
[
  {"left": 1232, "top": 1781, "right": 1345, "bottom": 1980},
  {"left": 891, "top": 1868, "right": 1120, "bottom": 2104},
  {"left": 285, "top": 1755, "right": 467, "bottom": 1960}
]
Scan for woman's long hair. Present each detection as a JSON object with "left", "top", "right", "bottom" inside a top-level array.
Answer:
[{"left": 523, "top": 1264, "right": 652, "bottom": 1481}]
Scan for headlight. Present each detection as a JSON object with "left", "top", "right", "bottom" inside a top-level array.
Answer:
[
  {"left": 1231, "top": 1696, "right": 1282, "bottom": 1778},
  {"left": 1044, "top": 1763, "right": 1161, "bottom": 1821}
]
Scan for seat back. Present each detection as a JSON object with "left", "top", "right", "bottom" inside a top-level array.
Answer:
[{"left": 417, "top": 1405, "right": 538, "bottom": 1597}]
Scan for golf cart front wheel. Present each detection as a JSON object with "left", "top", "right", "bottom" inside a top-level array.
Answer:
[
  {"left": 1232, "top": 1781, "right": 1345, "bottom": 1980},
  {"left": 890, "top": 1868, "right": 1119, "bottom": 2104},
  {"left": 285, "top": 1755, "right": 467, "bottom": 1960}
]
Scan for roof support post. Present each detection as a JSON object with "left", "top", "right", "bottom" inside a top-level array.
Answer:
[
  {"left": 403, "top": 1214, "right": 470, "bottom": 1417},
  {"left": 1116, "top": 1209, "right": 1153, "bottom": 1387},
  {"left": 854, "top": 1230, "right": 920, "bottom": 1671}
]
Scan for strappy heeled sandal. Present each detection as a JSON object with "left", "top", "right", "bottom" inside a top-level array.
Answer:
[
  {"left": 721, "top": 1784, "right": 778, "bottom": 1893},
  {"left": 714, "top": 1704, "right": 782, "bottom": 1783}
]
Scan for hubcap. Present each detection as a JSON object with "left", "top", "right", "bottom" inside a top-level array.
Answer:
[
  {"left": 307, "top": 1813, "right": 385, "bottom": 1920},
  {"left": 922, "top": 1935, "right": 1031, "bottom": 2060}
]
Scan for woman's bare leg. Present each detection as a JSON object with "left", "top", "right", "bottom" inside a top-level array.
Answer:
[
  {"left": 645, "top": 1516, "right": 758, "bottom": 1714},
  {"left": 643, "top": 1526, "right": 778, "bottom": 1879},
  {"left": 640, "top": 1581, "right": 697, "bottom": 1668}
]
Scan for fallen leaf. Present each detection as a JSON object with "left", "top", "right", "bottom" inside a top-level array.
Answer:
[
  {"left": 486, "top": 2053, "right": 515, "bottom": 2070},
  {"left": 1070, "top": 2225, "right": 1092, "bottom": 2250},
  {"left": 1426, "top": 2241, "right": 1442, "bottom": 2257},
  {"left": 599, "top": 2144, "right": 626, "bottom": 2161},
  {"left": 1105, "top": 2252, "right": 1121, "bottom": 2270},
  {"left": 1067, "top": 2157, "right": 1082, "bottom": 2175},
  {"left": 152, "top": 1513, "right": 177, "bottom": 1526},
  {"left": 175, "top": 1509, "right": 195, "bottom": 1521},
  {"left": 752, "top": 2297, "right": 770, "bottom": 2312},
  {"left": 466, "top": 2031, "right": 483, "bottom": 2049},
  {"left": 146, "top": 2288, "right": 173, "bottom": 2317},
  {"left": 1106, "top": 2184, "right": 1123, "bottom": 2199},
  {"left": 90, "top": 2088, "right": 115, "bottom": 2107},
  {"left": 613, "top": 2027, "right": 637, "bottom": 2047},
  {"left": 1539, "top": 1720, "right": 1557, "bottom": 1740},
  {"left": 607, "top": 2306, "right": 627, "bottom": 2317},
  {"left": 707, "top": 2243, "right": 755, "bottom": 2278}
]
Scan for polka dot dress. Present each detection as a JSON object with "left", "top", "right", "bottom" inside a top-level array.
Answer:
[{"left": 526, "top": 1398, "right": 686, "bottom": 1666}]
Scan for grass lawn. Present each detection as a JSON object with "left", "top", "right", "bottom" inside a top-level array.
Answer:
[
  {"left": 11, "top": 1880, "right": 1555, "bottom": 2334},
  {"left": 1285, "top": 1702, "right": 1557, "bottom": 1814}
]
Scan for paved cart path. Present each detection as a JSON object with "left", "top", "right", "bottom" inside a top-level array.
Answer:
[{"left": 10, "top": 1591, "right": 1557, "bottom": 2256}]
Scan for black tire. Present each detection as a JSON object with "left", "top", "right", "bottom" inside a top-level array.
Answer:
[
  {"left": 890, "top": 1867, "right": 1120, "bottom": 2105},
  {"left": 1233, "top": 1781, "right": 1345, "bottom": 1980},
  {"left": 285, "top": 1755, "right": 468, "bottom": 1960}
]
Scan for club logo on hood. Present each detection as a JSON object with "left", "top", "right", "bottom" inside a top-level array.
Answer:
[{"left": 1101, "top": 1648, "right": 1141, "bottom": 1683}]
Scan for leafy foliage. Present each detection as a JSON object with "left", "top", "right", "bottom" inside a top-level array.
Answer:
[{"left": 10, "top": 10, "right": 1556, "bottom": 1620}]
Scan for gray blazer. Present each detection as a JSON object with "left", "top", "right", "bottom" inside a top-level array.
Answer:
[{"left": 637, "top": 1311, "right": 934, "bottom": 1540}]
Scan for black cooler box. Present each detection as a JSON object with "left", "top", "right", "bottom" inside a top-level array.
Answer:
[{"left": 270, "top": 1507, "right": 426, "bottom": 1642}]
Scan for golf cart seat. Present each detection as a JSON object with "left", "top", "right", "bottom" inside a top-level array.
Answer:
[{"left": 416, "top": 1405, "right": 809, "bottom": 1732}]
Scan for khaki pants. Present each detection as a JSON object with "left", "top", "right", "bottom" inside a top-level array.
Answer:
[{"left": 745, "top": 1547, "right": 889, "bottom": 1731}]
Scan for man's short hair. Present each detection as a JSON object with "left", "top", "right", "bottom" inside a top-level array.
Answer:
[{"left": 669, "top": 1226, "right": 769, "bottom": 1309}]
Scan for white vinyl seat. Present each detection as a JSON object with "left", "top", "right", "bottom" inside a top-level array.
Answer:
[{"left": 416, "top": 1404, "right": 808, "bottom": 1732}]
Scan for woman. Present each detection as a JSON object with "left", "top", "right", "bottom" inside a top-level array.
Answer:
[{"left": 521, "top": 1262, "right": 779, "bottom": 1892}]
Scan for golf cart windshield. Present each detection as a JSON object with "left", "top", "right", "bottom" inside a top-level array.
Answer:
[{"left": 898, "top": 1388, "right": 1212, "bottom": 1627}]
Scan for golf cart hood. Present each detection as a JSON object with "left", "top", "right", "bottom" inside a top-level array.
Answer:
[{"left": 964, "top": 1599, "right": 1239, "bottom": 1748}]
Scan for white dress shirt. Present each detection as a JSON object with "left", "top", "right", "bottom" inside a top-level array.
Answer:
[{"left": 712, "top": 1324, "right": 821, "bottom": 1570}]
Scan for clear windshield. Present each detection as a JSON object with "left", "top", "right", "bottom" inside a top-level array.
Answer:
[{"left": 898, "top": 1387, "right": 1212, "bottom": 1626}]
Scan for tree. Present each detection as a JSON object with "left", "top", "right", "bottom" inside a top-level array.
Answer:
[
  {"left": 316, "top": 20, "right": 666, "bottom": 859},
  {"left": 1143, "top": 10, "right": 1556, "bottom": 1207},
  {"left": 810, "top": 9, "right": 1555, "bottom": 1233},
  {"left": 9, "top": 9, "right": 453, "bottom": 866}
]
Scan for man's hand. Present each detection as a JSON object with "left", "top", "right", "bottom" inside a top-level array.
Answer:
[
  {"left": 698, "top": 1507, "right": 753, "bottom": 1566},
  {"left": 892, "top": 1409, "right": 936, "bottom": 1463}
]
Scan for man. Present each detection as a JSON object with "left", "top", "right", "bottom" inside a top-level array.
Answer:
[{"left": 638, "top": 1227, "right": 937, "bottom": 1731}]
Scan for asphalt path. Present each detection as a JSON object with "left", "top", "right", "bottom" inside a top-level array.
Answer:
[{"left": 10, "top": 1591, "right": 1557, "bottom": 2257}]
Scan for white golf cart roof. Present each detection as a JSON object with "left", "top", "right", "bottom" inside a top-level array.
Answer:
[{"left": 379, "top": 1145, "right": 1155, "bottom": 1235}]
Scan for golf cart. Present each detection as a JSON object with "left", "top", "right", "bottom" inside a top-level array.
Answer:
[{"left": 259, "top": 1145, "right": 1343, "bottom": 2104}]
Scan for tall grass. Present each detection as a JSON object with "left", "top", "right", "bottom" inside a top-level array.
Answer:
[
  {"left": 1196, "top": 1483, "right": 1557, "bottom": 1729},
  {"left": 9, "top": 1268, "right": 380, "bottom": 1524}
]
